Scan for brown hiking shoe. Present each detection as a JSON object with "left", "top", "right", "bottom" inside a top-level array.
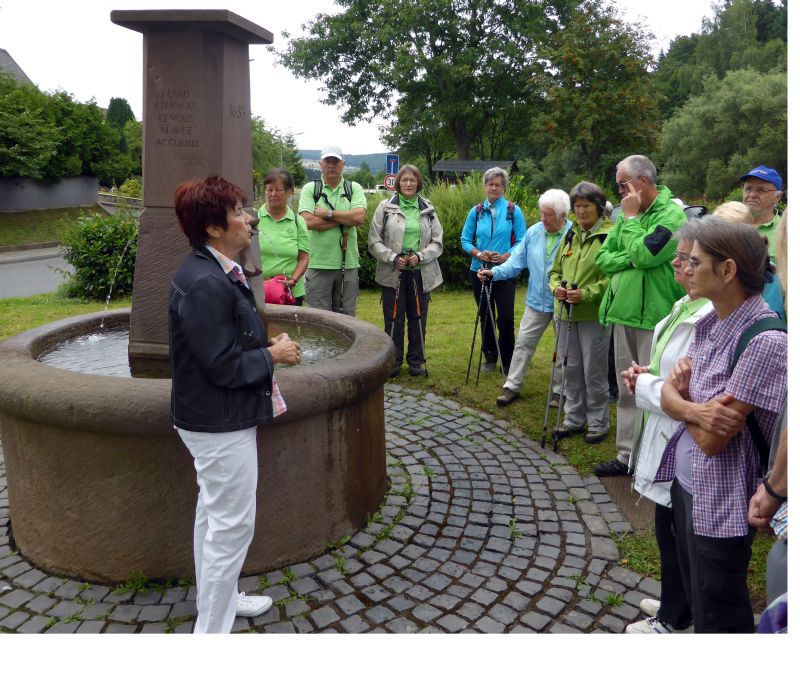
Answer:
[{"left": 496, "top": 387, "right": 520, "bottom": 407}]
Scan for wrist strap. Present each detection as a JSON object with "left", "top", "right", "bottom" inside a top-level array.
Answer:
[{"left": 763, "top": 476, "right": 787, "bottom": 502}]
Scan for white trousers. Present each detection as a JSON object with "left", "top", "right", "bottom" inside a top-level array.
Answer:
[
  {"left": 177, "top": 426, "right": 258, "bottom": 634},
  {"left": 503, "top": 305, "right": 562, "bottom": 395},
  {"left": 555, "top": 319, "right": 611, "bottom": 433},
  {"left": 612, "top": 325, "right": 653, "bottom": 464}
]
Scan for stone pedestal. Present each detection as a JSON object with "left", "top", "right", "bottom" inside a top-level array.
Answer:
[{"left": 110, "top": 10, "right": 272, "bottom": 366}]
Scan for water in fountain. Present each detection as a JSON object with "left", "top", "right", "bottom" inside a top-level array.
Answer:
[{"left": 100, "top": 233, "right": 137, "bottom": 330}]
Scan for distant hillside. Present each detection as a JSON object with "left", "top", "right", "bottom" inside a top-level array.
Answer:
[{"left": 300, "top": 150, "right": 387, "bottom": 174}]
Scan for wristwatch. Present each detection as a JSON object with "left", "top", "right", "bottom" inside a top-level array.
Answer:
[{"left": 326, "top": 208, "right": 334, "bottom": 219}]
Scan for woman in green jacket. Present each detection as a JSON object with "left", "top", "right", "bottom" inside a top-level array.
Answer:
[{"left": 548, "top": 182, "right": 613, "bottom": 444}]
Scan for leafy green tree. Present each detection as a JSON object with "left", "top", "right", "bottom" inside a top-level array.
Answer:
[
  {"left": 123, "top": 119, "right": 143, "bottom": 176},
  {"left": 251, "top": 116, "right": 305, "bottom": 191},
  {"left": 0, "top": 74, "right": 59, "bottom": 179},
  {"left": 657, "top": 69, "right": 787, "bottom": 199},
  {"left": 654, "top": 0, "right": 786, "bottom": 118},
  {"left": 347, "top": 162, "right": 374, "bottom": 189},
  {"left": 106, "top": 97, "right": 136, "bottom": 153},
  {"left": 275, "top": 0, "right": 561, "bottom": 160},
  {"left": 532, "top": 0, "right": 660, "bottom": 181},
  {"left": 381, "top": 100, "right": 454, "bottom": 178}
]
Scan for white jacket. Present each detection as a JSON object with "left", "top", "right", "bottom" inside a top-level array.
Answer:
[{"left": 631, "top": 296, "right": 713, "bottom": 506}]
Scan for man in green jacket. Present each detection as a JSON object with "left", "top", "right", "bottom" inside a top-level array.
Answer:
[{"left": 593, "top": 155, "right": 685, "bottom": 477}]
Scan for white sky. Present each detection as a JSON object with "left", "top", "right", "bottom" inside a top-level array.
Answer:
[{"left": 0, "top": 0, "right": 721, "bottom": 154}]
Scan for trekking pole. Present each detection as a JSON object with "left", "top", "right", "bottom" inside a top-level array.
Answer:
[
  {"left": 483, "top": 274, "right": 504, "bottom": 377},
  {"left": 339, "top": 225, "right": 348, "bottom": 313},
  {"left": 388, "top": 263, "right": 404, "bottom": 348},
  {"left": 476, "top": 275, "right": 495, "bottom": 386},
  {"left": 553, "top": 282, "right": 578, "bottom": 454},
  {"left": 410, "top": 268, "right": 429, "bottom": 377},
  {"left": 466, "top": 262, "right": 489, "bottom": 385},
  {"left": 541, "top": 280, "right": 568, "bottom": 449}
]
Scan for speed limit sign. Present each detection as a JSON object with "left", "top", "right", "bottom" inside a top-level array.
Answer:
[{"left": 383, "top": 173, "right": 397, "bottom": 191}]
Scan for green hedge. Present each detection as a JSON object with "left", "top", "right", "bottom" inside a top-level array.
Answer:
[{"left": 357, "top": 176, "right": 541, "bottom": 290}]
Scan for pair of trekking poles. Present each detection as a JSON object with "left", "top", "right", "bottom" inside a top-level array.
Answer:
[
  {"left": 542, "top": 280, "right": 578, "bottom": 453},
  {"left": 388, "top": 250, "right": 428, "bottom": 377},
  {"left": 465, "top": 262, "right": 505, "bottom": 386}
]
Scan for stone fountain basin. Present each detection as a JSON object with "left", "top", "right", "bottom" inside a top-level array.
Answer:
[{"left": 0, "top": 306, "right": 393, "bottom": 583}]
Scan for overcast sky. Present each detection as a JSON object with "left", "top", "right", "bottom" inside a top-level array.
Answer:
[{"left": 1, "top": 1, "right": 726, "bottom": 154}]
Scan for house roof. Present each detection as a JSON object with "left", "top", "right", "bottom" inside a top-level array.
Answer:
[
  {"left": 0, "top": 48, "right": 34, "bottom": 86},
  {"left": 432, "top": 160, "right": 518, "bottom": 173}
]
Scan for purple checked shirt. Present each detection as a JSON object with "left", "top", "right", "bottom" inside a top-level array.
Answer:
[{"left": 655, "top": 295, "right": 787, "bottom": 537}]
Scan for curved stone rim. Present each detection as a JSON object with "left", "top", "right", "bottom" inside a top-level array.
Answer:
[{"left": 0, "top": 306, "right": 394, "bottom": 435}]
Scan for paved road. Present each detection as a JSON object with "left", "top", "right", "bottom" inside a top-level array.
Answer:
[{"left": 0, "top": 248, "right": 72, "bottom": 299}]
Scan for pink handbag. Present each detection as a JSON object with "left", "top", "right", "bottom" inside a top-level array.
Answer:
[{"left": 263, "top": 275, "right": 295, "bottom": 305}]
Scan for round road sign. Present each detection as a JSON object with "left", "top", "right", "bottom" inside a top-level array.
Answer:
[{"left": 383, "top": 174, "right": 397, "bottom": 191}]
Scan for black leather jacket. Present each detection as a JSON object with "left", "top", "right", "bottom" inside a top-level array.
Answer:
[{"left": 169, "top": 246, "right": 274, "bottom": 432}]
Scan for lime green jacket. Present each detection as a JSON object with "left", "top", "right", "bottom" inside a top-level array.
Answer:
[
  {"left": 595, "top": 186, "right": 685, "bottom": 330},
  {"left": 548, "top": 218, "right": 613, "bottom": 322}
]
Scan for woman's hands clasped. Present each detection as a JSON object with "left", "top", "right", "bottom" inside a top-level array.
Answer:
[{"left": 268, "top": 332, "right": 301, "bottom": 366}]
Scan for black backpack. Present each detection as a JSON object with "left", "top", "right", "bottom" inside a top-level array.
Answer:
[{"left": 313, "top": 179, "right": 353, "bottom": 204}]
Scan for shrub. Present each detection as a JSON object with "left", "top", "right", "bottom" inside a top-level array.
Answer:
[
  {"left": 59, "top": 210, "right": 138, "bottom": 301},
  {"left": 119, "top": 177, "right": 142, "bottom": 198}
]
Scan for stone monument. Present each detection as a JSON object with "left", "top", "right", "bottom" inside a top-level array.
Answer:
[{"left": 110, "top": 9, "right": 272, "bottom": 370}]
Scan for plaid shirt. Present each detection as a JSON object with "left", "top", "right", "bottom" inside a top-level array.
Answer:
[{"left": 655, "top": 295, "right": 787, "bottom": 537}]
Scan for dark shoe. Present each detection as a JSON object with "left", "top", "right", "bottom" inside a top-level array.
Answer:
[
  {"left": 584, "top": 430, "right": 608, "bottom": 445},
  {"left": 390, "top": 365, "right": 401, "bottom": 377},
  {"left": 480, "top": 362, "right": 496, "bottom": 373},
  {"left": 593, "top": 458, "right": 629, "bottom": 477},
  {"left": 552, "top": 425, "right": 583, "bottom": 440},
  {"left": 409, "top": 365, "right": 425, "bottom": 377},
  {"left": 496, "top": 387, "right": 520, "bottom": 407},
  {"left": 548, "top": 395, "right": 563, "bottom": 408}
]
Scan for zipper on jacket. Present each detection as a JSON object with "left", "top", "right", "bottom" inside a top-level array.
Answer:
[{"left": 640, "top": 276, "right": 647, "bottom": 326}]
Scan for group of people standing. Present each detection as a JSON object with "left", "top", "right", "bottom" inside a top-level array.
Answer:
[{"left": 167, "top": 149, "right": 786, "bottom": 634}]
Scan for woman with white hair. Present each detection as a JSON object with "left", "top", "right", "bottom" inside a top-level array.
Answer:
[
  {"left": 461, "top": 167, "right": 527, "bottom": 374},
  {"left": 478, "top": 187, "right": 571, "bottom": 405}
]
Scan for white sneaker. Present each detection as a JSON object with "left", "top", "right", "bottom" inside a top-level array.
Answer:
[
  {"left": 639, "top": 598, "right": 661, "bottom": 617},
  {"left": 625, "top": 617, "right": 674, "bottom": 634},
  {"left": 236, "top": 592, "right": 273, "bottom": 617}
]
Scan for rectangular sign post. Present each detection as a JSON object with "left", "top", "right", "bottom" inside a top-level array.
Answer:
[{"left": 386, "top": 153, "right": 400, "bottom": 176}]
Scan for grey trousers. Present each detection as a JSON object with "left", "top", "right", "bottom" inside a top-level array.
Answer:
[
  {"left": 503, "top": 305, "right": 561, "bottom": 395},
  {"left": 556, "top": 319, "right": 611, "bottom": 433},
  {"left": 612, "top": 324, "right": 653, "bottom": 464},
  {"left": 304, "top": 268, "right": 359, "bottom": 316}
]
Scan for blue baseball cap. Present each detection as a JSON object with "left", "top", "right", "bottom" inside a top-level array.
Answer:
[{"left": 739, "top": 166, "right": 782, "bottom": 191}]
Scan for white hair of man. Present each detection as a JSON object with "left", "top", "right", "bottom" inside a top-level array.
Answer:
[
  {"left": 618, "top": 155, "right": 658, "bottom": 184},
  {"left": 483, "top": 167, "right": 509, "bottom": 190},
  {"left": 538, "top": 188, "right": 571, "bottom": 219}
]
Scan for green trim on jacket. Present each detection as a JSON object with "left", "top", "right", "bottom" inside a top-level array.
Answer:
[
  {"left": 548, "top": 218, "right": 612, "bottom": 322},
  {"left": 595, "top": 186, "right": 686, "bottom": 330}
]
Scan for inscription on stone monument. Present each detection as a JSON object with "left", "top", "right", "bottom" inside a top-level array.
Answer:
[{"left": 154, "top": 88, "right": 200, "bottom": 148}]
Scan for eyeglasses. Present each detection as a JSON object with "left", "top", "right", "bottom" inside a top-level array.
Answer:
[
  {"left": 674, "top": 252, "right": 691, "bottom": 263},
  {"left": 616, "top": 179, "right": 635, "bottom": 191},
  {"left": 686, "top": 256, "right": 709, "bottom": 269},
  {"left": 743, "top": 186, "right": 777, "bottom": 196}
]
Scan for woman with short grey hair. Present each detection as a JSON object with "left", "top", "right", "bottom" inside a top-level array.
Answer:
[
  {"left": 461, "top": 167, "right": 527, "bottom": 374},
  {"left": 538, "top": 188, "right": 571, "bottom": 221}
]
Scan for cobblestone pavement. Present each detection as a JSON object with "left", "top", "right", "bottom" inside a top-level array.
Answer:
[{"left": 0, "top": 385, "right": 661, "bottom": 634}]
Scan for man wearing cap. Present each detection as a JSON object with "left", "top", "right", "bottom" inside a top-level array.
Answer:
[
  {"left": 740, "top": 165, "right": 783, "bottom": 257},
  {"left": 298, "top": 146, "right": 368, "bottom": 315}
]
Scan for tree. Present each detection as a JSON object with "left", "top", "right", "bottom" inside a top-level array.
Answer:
[
  {"left": 123, "top": 119, "right": 143, "bottom": 176},
  {"left": 380, "top": 100, "right": 454, "bottom": 177},
  {"left": 251, "top": 117, "right": 305, "bottom": 190},
  {"left": 532, "top": 0, "right": 660, "bottom": 181},
  {"left": 106, "top": 97, "right": 136, "bottom": 153},
  {"left": 276, "top": 0, "right": 563, "bottom": 160},
  {"left": 653, "top": 0, "right": 786, "bottom": 118},
  {"left": 657, "top": 69, "right": 786, "bottom": 199},
  {"left": 346, "top": 162, "right": 374, "bottom": 189}
]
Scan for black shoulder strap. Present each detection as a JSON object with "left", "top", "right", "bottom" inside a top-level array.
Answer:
[
  {"left": 732, "top": 317, "right": 787, "bottom": 475},
  {"left": 343, "top": 180, "right": 353, "bottom": 202},
  {"left": 313, "top": 179, "right": 323, "bottom": 203}
]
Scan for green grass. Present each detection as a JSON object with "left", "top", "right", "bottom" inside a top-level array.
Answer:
[
  {"left": 0, "top": 206, "right": 108, "bottom": 247},
  {"left": 354, "top": 287, "right": 617, "bottom": 476}
]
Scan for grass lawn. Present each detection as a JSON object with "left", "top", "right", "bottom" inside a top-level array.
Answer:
[
  {"left": 0, "top": 285, "right": 773, "bottom": 609},
  {"left": 0, "top": 206, "right": 108, "bottom": 248}
]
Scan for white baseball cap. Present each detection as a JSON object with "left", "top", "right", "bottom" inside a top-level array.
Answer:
[{"left": 320, "top": 145, "right": 343, "bottom": 160}]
